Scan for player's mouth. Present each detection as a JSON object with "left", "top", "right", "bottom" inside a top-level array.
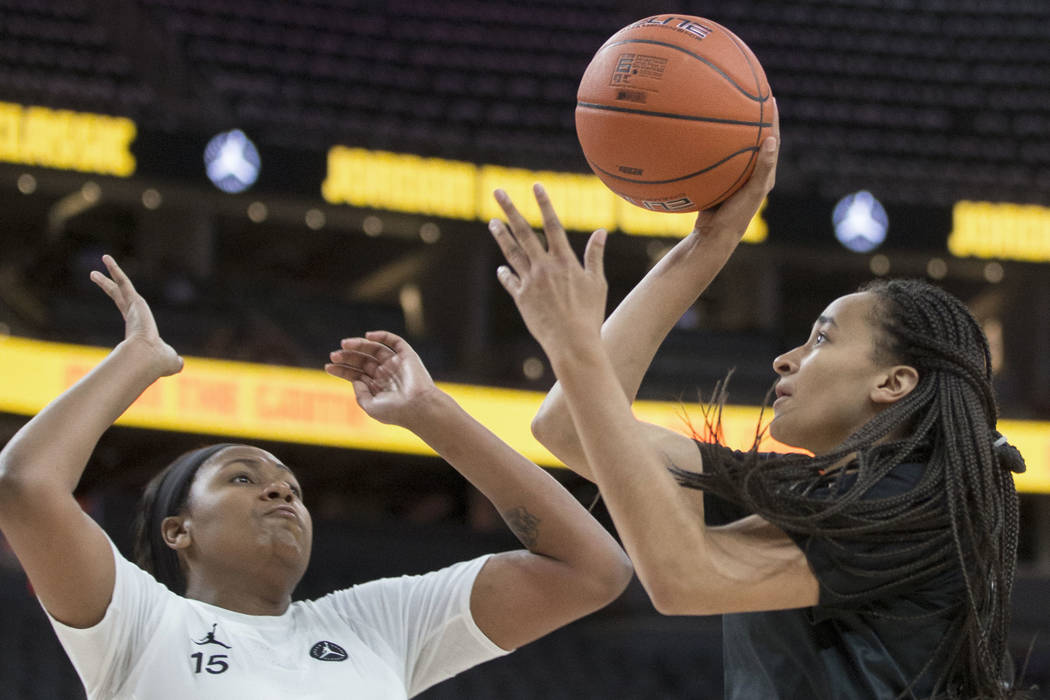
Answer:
[{"left": 265, "top": 505, "right": 300, "bottom": 520}]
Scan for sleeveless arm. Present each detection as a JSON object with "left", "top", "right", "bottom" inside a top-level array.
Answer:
[{"left": 530, "top": 108, "right": 779, "bottom": 480}]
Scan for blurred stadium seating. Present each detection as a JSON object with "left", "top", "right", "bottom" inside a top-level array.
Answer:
[{"left": 2, "top": 0, "right": 1049, "bottom": 201}]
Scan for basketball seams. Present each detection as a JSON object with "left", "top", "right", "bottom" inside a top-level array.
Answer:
[
  {"left": 587, "top": 147, "right": 759, "bottom": 186},
  {"left": 576, "top": 102, "right": 772, "bottom": 128},
  {"left": 711, "top": 26, "right": 768, "bottom": 210},
  {"left": 718, "top": 28, "right": 771, "bottom": 102},
  {"left": 700, "top": 152, "right": 758, "bottom": 209},
  {"left": 600, "top": 38, "right": 766, "bottom": 101},
  {"left": 719, "top": 26, "right": 772, "bottom": 152}
]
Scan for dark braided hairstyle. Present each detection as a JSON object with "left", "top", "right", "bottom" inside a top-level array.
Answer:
[{"left": 672, "top": 279, "right": 1025, "bottom": 698}]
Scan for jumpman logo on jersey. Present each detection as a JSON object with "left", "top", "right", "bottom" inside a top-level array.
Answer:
[
  {"left": 193, "top": 623, "right": 232, "bottom": 649},
  {"left": 309, "top": 640, "right": 348, "bottom": 662},
  {"left": 315, "top": 642, "right": 344, "bottom": 660}
]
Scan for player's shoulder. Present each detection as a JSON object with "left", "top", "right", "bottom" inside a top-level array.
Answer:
[{"left": 307, "top": 556, "right": 492, "bottom": 615}]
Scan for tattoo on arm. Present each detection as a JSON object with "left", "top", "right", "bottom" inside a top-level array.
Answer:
[{"left": 504, "top": 506, "right": 541, "bottom": 549}]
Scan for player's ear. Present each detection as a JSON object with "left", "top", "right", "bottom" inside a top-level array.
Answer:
[
  {"left": 871, "top": 365, "right": 919, "bottom": 405},
  {"left": 161, "top": 515, "right": 191, "bottom": 551}
]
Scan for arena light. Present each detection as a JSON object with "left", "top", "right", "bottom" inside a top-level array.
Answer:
[
  {"left": 204, "top": 129, "right": 260, "bottom": 193},
  {"left": 832, "top": 190, "right": 888, "bottom": 253}
]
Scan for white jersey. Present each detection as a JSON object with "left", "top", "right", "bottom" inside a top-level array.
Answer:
[{"left": 45, "top": 537, "right": 509, "bottom": 699}]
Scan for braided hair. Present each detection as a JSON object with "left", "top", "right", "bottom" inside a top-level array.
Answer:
[{"left": 672, "top": 279, "right": 1025, "bottom": 698}]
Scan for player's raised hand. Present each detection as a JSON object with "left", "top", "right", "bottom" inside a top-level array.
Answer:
[
  {"left": 325, "top": 330, "right": 439, "bottom": 427},
  {"left": 489, "top": 184, "right": 608, "bottom": 357},
  {"left": 89, "top": 255, "right": 183, "bottom": 376},
  {"left": 693, "top": 97, "right": 779, "bottom": 242}
]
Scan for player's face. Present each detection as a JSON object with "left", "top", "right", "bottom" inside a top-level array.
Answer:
[
  {"left": 180, "top": 445, "right": 313, "bottom": 588},
  {"left": 769, "top": 292, "right": 890, "bottom": 455}
]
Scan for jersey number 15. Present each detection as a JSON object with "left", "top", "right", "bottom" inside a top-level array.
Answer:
[{"left": 191, "top": 652, "right": 230, "bottom": 674}]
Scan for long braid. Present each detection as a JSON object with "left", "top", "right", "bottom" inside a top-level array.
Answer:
[{"left": 671, "top": 279, "right": 1024, "bottom": 698}]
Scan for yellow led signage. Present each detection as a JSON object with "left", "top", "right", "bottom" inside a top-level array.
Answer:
[
  {"left": 0, "top": 101, "right": 136, "bottom": 176},
  {"left": 323, "top": 147, "right": 767, "bottom": 241},
  {"left": 2, "top": 335, "right": 1048, "bottom": 493},
  {"left": 321, "top": 147, "right": 476, "bottom": 220},
  {"left": 949, "top": 200, "right": 1050, "bottom": 262}
]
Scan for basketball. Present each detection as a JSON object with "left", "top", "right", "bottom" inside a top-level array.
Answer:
[{"left": 575, "top": 15, "right": 773, "bottom": 213}]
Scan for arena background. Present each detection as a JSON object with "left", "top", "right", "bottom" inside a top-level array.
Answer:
[{"left": 1, "top": 0, "right": 1049, "bottom": 697}]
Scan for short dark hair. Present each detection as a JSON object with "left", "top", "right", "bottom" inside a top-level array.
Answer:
[{"left": 133, "top": 444, "right": 235, "bottom": 594}]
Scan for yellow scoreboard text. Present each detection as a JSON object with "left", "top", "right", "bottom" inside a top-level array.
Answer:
[
  {"left": 0, "top": 101, "right": 136, "bottom": 176},
  {"left": 949, "top": 200, "right": 1050, "bottom": 262},
  {"left": 322, "top": 146, "right": 767, "bottom": 241}
]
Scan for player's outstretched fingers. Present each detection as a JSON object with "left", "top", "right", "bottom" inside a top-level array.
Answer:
[
  {"left": 493, "top": 189, "right": 545, "bottom": 258},
  {"left": 749, "top": 97, "right": 779, "bottom": 194},
  {"left": 89, "top": 268, "right": 121, "bottom": 303},
  {"left": 101, "top": 255, "right": 142, "bottom": 300},
  {"left": 325, "top": 351, "right": 369, "bottom": 380},
  {"left": 489, "top": 218, "right": 531, "bottom": 275},
  {"left": 496, "top": 265, "right": 522, "bottom": 297},
  {"left": 753, "top": 135, "right": 778, "bottom": 192},
  {"left": 325, "top": 359, "right": 381, "bottom": 395},
  {"left": 350, "top": 378, "right": 375, "bottom": 399},
  {"left": 363, "top": 330, "right": 408, "bottom": 355},
  {"left": 532, "top": 184, "right": 570, "bottom": 255},
  {"left": 371, "top": 361, "right": 399, "bottom": 391},
  {"left": 342, "top": 337, "right": 395, "bottom": 363},
  {"left": 328, "top": 336, "right": 388, "bottom": 377},
  {"left": 90, "top": 255, "right": 128, "bottom": 302},
  {"left": 583, "top": 229, "right": 608, "bottom": 278}
]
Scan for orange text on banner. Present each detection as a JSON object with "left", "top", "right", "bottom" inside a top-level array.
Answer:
[{"left": 0, "top": 335, "right": 1047, "bottom": 493}]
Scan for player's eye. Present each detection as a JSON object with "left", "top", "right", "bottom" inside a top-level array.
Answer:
[{"left": 232, "top": 474, "right": 253, "bottom": 484}]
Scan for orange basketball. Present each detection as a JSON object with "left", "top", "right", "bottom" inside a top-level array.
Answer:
[{"left": 576, "top": 15, "right": 773, "bottom": 213}]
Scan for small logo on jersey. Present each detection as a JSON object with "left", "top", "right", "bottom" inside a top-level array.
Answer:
[
  {"left": 310, "top": 641, "right": 348, "bottom": 662},
  {"left": 193, "top": 623, "right": 233, "bottom": 649}
]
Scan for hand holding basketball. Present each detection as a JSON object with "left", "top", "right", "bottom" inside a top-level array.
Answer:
[
  {"left": 489, "top": 185, "right": 608, "bottom": 355},
  {"left": 693, "top": 99, "right": 779, "bottom": 243}
]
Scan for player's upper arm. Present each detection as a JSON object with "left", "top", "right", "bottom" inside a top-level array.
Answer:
[
  {"left": 641, "top": 421, "right": 705, "bottom": 473},
  {"left": 534, "top": 405, "right": 704, "bottom": 483},
  {"left": 465, "top": 428, "right": 691, "bottom": 651},
  {"left": 655, "top": 514, "right": 820, "bottom": 615},
  {"left": 638, "top": 429, "right": 819, "bottom": 614},
  {"left": 0, "top": 482, "right": 115, "bottom": 628},
  {"left": 467, "top": 547, "right": 630, "bottom": 651}
]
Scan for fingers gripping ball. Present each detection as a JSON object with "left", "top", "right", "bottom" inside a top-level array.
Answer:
[{"left": 576, "top": 15, "right": 773, "bottom": 213}]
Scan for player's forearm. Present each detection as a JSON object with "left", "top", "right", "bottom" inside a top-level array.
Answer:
[
  {"left": 0, "top": 338, "right": 168, "bottom": 496},
  {"left": 404, "top": 389, "right": 631, "bottom": 575},
  {"left": 546, "top": 340, "right": 712, "bottom": 612},
  {"left": 605, "top": 229, "right": 741, "bottom": 392},
  {"left": 533, "top": 230, "right": 740, "bottom": 476}
]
